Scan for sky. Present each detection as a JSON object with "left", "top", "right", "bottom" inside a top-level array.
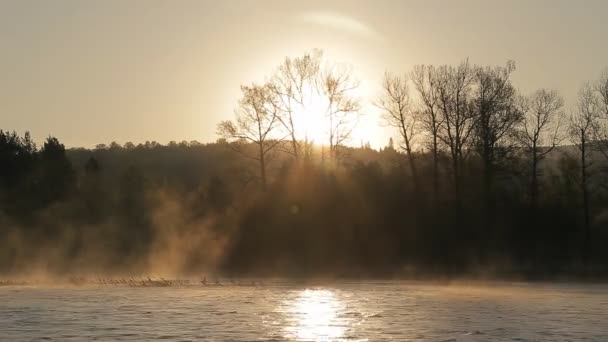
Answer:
[{"left": 1, "top": 0, "right": 607, "bottom": 148}]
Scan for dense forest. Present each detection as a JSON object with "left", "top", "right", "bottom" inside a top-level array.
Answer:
[{"left": 1, "top": 51, "right": 608, "bottom": 279}]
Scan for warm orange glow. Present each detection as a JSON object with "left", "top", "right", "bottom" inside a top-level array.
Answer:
[{"left": 292, "top": 89, "right": 329, "bottom": 145}]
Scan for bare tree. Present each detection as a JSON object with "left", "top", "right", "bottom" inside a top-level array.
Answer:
[
  {"left": 471, "top": 61, "right": 522, "bottom": 208},
  {"left": 411, "top": 64, "right": 443, "bottom": 198},
  {"left": 268, "top": 50, "right": 322, "bottom": 159},
  {"left": 594, "top": 69, "right": 608, "bottom": 161},
  {"left": 376, "top": 71, "right": 419, "bottom": 183},
  {"left": 518, "top": 89, "right": 564, "bottom": 207},
  {"left": 318, "top": 64, "right": 361, "bottom": 164},
  {"left": 435, "top": 60, "right": 475, "bottom": 201},
  {"left": 599, "top": 69, "right": 608, "bottom": 109},
  {"left": 217, "top": 83, "right": 283, "bottom": 190},
  {"left": 569, "top": 83, "right": 600, "bottom": 258}
]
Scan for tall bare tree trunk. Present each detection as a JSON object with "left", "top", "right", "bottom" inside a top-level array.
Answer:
[
  {"left": 530, "top": 146, "right": 539, "bottom": 210},
  {"left": 402, "top": 127, "right": 418, "bottom": 189},
  {"left": 581, "top": 134, "right": 590, "bottom": 262},
  {"left": 259, "top": 143, "right": 267, "bottom": 191},
  {"left": 432, "top": 135, "right": 439, "bottom": 201},
  {"left": 452, "top": 153, "right": 461, "bottom": 210}
]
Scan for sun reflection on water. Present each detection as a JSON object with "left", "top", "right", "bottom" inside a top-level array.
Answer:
[{"left": 283, "top": 289, "right": 348, "bottom": 341}]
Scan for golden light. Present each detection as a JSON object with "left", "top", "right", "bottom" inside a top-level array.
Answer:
[
  {"left": 289, "top": 77, "right": 380, "bottom": 149},
  {"left": 283, "top": 289, "right": 346, "bottom": 341},
  {"left": 292, "top": 88, "right": 330, "bottom": 145}
]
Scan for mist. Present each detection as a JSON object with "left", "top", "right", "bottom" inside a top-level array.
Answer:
[{"left": 2, "top": 52, "right": 608, "bottom": 285}]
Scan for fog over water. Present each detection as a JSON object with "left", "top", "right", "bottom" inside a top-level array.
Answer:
[
  {"left": 1, "top": 282, "right": 607, "bottom": 341},
  {"left": 2, "top": 1, "right": 608, "bottom": 341}
]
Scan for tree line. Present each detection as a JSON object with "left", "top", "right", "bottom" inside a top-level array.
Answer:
[{"left": 1, "top": 50, "right": 607, "bottom": 278}]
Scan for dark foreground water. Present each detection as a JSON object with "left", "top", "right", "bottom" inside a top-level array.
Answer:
[{"left": 1, "top": 281, "right": 607, "bottom": 341}]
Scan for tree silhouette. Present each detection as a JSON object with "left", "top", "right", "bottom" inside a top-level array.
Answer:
[
  {"left": 376, "top": 71, "right": 419, "bottom": 185},
  {"left": 319, "top": 64, "right": 360, "bottom": 164},
  {"left": 471, "top": 61, "right": 522, "bottom": 231},
  {"left": 593, "top": 69, "right": 608, "bottom": 162},
  {"left": 217, "top": 83, "right": 284, "bottom": 189},
  {"left": 411, "top": 65, "right": 443, "bottom": 199},
  {"left": 518, "top": 89, "right": 565, "bottom": 208},
  {"left": 82, "top": 156, "right": 104, "bottom": 223},
  {"left": 39, "top": 136, "right": 75, "bottom": 204},
  {"left": 569, "top": 83, "right": 600, "bottom": 260},
  {"left": 269, "top": 50, "right": 322, "bottom": 159},
  {"left": 435, "top": 60, "right": 476, "bottom": 204}
]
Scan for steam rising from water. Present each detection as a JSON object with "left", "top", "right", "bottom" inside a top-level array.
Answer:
[{"left": 0, "top": 187, "right": 232, "bottom": 281}]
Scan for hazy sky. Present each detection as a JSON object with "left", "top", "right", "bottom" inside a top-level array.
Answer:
[{"left": 1, "top": 0, "right": 607, "bottom": 148}]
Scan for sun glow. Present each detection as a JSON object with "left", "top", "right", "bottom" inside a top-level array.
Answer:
[
  {"left": 284, "top": 289, "right": 346, "bottom": 340},
  {"left": 292, "top": 89, "right": 330, "bottom": 145},
  {"left": 288, "top": 84, "right": 374, "bottom": 148},
  {"left": 292, "top": 81, "right": 381, "bottom": 150}
]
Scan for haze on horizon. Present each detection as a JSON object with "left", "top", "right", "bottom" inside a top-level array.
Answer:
[{"left": 1, "top": 0, "right": 607, "bottom": 148}]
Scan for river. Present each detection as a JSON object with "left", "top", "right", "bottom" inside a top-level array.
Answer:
[{"left": 1, "top": 281, "right": 607, "bottom": 341}]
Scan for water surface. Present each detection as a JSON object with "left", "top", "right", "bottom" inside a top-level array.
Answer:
[{"left": 1, "top": 281, "right": 606, "bottom": 341}]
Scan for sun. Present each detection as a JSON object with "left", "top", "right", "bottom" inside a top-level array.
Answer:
[
  {"left": 289, "top": 81, "right": 376, "bottom": 149},
  {"left": 292, "top": 89, "right": 329, "bottom": 145},
  {"left": 267, "top": 67, "right": 376, "bottom": 149}
]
